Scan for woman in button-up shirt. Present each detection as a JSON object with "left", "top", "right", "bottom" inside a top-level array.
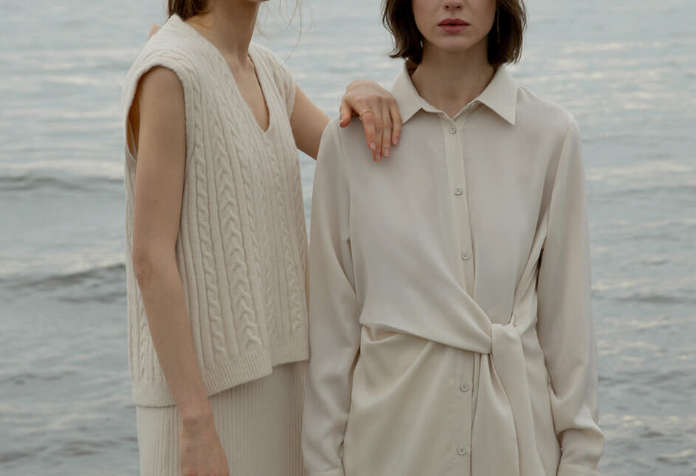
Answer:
[{"left": 302, "top": 1, "right": 604, "bottom": 475}]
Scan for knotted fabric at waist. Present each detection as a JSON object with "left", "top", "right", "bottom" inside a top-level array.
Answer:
[
  {"left": 360, "top": 303, "right": 545, "bottom": 476},
  {"left": 468, "top": 314, "right": 545, "bottom": 476}
]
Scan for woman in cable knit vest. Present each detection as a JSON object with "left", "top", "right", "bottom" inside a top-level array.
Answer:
[{"left": 121, "top": 0, "right": 402, "bottom": 474}]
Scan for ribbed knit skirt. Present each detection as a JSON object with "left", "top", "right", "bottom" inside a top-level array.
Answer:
[{"left": 135, "top": 360, "right": 306, "bottom": 476}]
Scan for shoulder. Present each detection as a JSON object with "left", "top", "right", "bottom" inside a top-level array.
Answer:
[
  {"left": 124, "top": 17, "right": 206, "bottom": 85},
  {"left": 512, "top": 84, "right": 585, "bottom": 187},
  {"left": 122, "top": 19, "right": 205, "bottom": 117},
  {"left": 135, "top": 66, "right": 185, "bottom": 104},
  {"left": 250, "top": 42, "right": 295, "bottom": 84},
  {"left": 319, "top": 119, "right": 372, "bottom": 163},
  {"left": 317, "top": 119, "right": 346, "bottom": 169},
  {"left": 515, "top": 85, "right": 579, "bottom": 143},
  {"left": 250, "top": 42, "right": 284, "bottom": 70},
  {"left": 250, "top": 42, "right": 297, "bottom": 111},
  {"left": 316, "top": 119, "right": 373, "bottom": 188}
]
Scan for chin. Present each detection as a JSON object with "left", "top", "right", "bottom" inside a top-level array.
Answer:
[{"left": 433, "top": 37, "right": 477, "bottom": 54}]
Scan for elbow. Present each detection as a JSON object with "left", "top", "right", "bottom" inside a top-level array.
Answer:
[
  {"left": 132, "top": 246, "right": 169, "bottom": 289},
  {"left": 131, "top": 249, "right": 155, "bottom": 289}
]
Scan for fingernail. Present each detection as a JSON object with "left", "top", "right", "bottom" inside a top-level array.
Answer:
[
  {"left": 370, "top": 143, "right": 376, "bottom": 151},
  {"left": 385, "top": 148, "right": 390, "bottom": 157}
]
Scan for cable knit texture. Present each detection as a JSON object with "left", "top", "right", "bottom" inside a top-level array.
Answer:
[{"left": 120, "top": 13, "right": 309, "bottom": 407}]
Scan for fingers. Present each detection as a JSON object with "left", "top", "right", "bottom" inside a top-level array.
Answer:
[
  {"left": 371, "top": 111, "right": 384, "bottom": 162},
  {"left": 339, "top": 99, "right": 351, "bottom": 128},
  {"left": 148, "top": 24, "right": 161, "bottom": 39},
  {"left": 390, "top": 102, "right": 403, "bottom": 146},
  {"left": 340, "top": 80, "right": 404, "bottom": 161},
  {"left": 360, "top": 110, "right": 379, "bottom": 162},
  {"left": 381, "top": 103, "right": 392, "bottom": 158}
]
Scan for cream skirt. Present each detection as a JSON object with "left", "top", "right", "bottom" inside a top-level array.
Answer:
[{"left": 135, "top": 360, "right": 306, "bottom": 476}]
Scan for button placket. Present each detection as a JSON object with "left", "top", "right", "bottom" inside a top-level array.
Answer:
[
  {"left": 452, "top": 118, "right": 474, "bottom": 282},
  {"left": 442, "top": 118, "right": 462, "bottom": 263},
  {"left": 453, "top": 351, "right": 474, "bottom": 469},
  {"left": 442, "top": 115, "right": 474, "bottom": 293}
]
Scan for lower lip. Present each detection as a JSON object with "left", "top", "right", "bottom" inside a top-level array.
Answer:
[{"left": 439, "top": 24, "right": 468, "bottom": 34}]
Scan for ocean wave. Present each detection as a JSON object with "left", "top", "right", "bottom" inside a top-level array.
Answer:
[
  {"left": 0, "top": 448, "right": 42, "bottom": 465},
  {"left": 595, "top": 183, "right": 696, "bottom": 199},
  {"left": 586, "top": 160, "right": 695, "bottom": 182},
  {"left": 1, "top": 262, "right": 126, "bottom": 302},
  {"left": 0, "top": 159, "right": 124, "bottom": 180},
  {"left": 0, "top": 172, "right": 122, "bottom": 193},
  {"left": 592, "top": 278, "right": 696, "bottom": 305}
]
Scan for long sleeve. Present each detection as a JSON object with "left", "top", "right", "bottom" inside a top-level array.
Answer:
[
  {"left": 536, "top": 117, "right": 605, "bottom": 476},
  {"left": 302, "top": 121, "right": 361, "bottom": 476}
]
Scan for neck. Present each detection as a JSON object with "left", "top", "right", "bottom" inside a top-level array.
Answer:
[
  {"left": 187, "top": 0, "right": 260, "bottom": 65},
  {"left": 411, "top": 39, "right": 495, "bottom": 118}
]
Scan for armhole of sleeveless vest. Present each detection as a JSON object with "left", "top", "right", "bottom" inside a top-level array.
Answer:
[{"left": 122, "top": 51, "right": 195, "bottom": 163}]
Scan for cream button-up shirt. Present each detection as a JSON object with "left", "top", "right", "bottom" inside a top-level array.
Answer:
[{"left": 302, "top": 62, "right": 604, "bottom": 476}]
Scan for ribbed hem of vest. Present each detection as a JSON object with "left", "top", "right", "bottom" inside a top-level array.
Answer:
[{"left": 131, "top": 336, "right": 308, "bottom": 407}]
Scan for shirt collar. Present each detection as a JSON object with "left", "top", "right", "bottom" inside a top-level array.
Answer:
[{"left": 390, "top": 61, "right": 518, "bottom": 125}]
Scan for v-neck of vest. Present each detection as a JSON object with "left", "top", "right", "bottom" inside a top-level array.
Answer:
[{"left": 170, "top": 14, "right": 274, "bottom": 137}]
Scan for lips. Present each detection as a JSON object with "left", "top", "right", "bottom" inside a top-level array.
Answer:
[
  {"left": 438, "top": 18, "right": 469, "bottom": 26},
  {"left": 438, "top": 18, "right": 469, "bottom": 34}
]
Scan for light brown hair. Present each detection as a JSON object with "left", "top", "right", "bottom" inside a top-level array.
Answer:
[{"left": 382, "top": 0, "right": 527, "bottom": 67}]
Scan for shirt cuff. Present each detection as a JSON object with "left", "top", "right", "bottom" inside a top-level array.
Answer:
[{"left": 557, "top": 462, "right": 601, "bottom": 476}]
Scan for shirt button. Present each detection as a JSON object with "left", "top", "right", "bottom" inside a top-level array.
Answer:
[
  {"left": 454, "top": 187, "right": 464, "bottom": 196},
  {"left": 457, "top": 446, "right": 469, "bottom": 456},
  {"left": 459, "top": 383, "right": 470, "bottom": 393},
  {"left": 461, "top": 251, "right": 471, "bottom": 261},
  {"left": 448, "top": 126, "right": 457, "bottom": 135}
]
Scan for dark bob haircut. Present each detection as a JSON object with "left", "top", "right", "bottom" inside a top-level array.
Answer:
[
  {"left": 382, "top": 0, "right": 527, "bottom": 67},
  {"left": 169, "top": 0, "right": 209, "bottom": 20}
]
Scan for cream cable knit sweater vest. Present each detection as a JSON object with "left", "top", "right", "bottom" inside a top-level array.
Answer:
[{"left": 120, "top": 14, "right": 309, "bottom": 407}]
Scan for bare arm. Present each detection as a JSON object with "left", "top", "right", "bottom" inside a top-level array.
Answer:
[
  {"left": 129, "top": 66, "right": 229, "bottom": 474},
  {"left": 290, "top": 86, "right": 330, "bottom": 159},
  {"left": 130, "top": 66, "right": 209, "bottom": 420}
]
